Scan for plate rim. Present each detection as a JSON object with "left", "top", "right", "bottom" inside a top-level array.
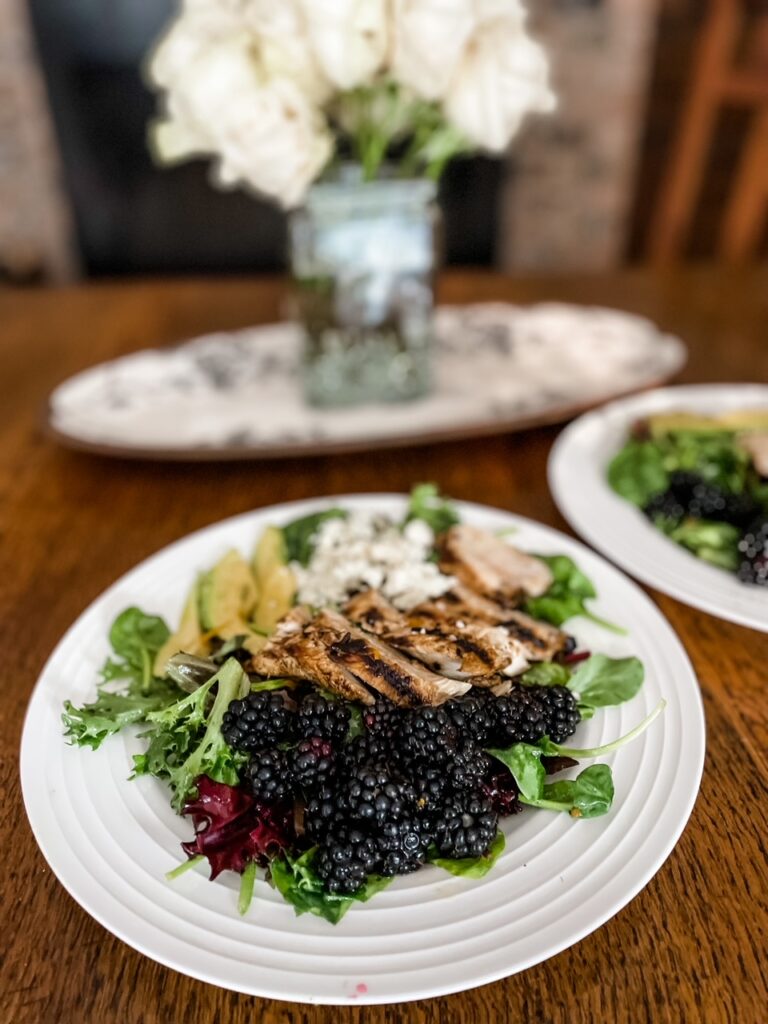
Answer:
[
  {"left": 20, "top": 494, "right": 705, "bottom": 1004},
  {"left": 548, "top": 382, "right": 768, "bottom": 633}
]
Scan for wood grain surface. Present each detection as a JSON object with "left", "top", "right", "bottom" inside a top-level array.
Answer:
[{"left": 2, "top": 267, "right": 767, "bottom": 1024}]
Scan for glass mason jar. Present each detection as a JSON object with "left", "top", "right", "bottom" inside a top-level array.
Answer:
[{"left": 289, "top": 171, "right": 439, "bottom": 407}]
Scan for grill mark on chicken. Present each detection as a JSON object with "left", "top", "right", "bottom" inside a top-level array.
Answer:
[
  {"left": 330, "top": 635, "right": 419, "bottom": 705},
  {"left": 344, "top": 589, "right": 525, "bottom": 679}
]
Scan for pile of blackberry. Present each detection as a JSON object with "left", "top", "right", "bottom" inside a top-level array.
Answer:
[
  {"left": 643, "top": 471, "right": 759, "bottom": 528},
  {"left": 224, "top": 684, "right": 582, "bottom": 896},
  {"left": 737, "top": 515, "right": 768, "bottom": 586}
]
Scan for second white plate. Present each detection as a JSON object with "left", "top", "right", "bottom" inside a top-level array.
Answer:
[{"left": 549, "top": 383, "right": 768, "bottom": 633}]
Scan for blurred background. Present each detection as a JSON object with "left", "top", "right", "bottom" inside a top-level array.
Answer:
[{"left": 2, "top": 0, "right": 767, "bottom": 285}]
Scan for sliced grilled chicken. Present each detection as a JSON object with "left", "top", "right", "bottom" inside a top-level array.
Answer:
[
  {"left": 317, "top": 609, "right": 471, "bottom": 706},
  {"left": 739, "top": 432, "right": 768, "bottom": 477},
  {"left": 500, "top": 609, "right": 575, "bottom": 663},
  {"left": 344, "top": 589, "right": 529, "bottom": 680},
  {"left": 414, "top": 584, "right": 573, "bottom": 663},
  {"left": 251, "top": 608, "right": 374, "bottom": 704},
  {"left": 438, "top": 525, "right": 553, "bottom": 603}
]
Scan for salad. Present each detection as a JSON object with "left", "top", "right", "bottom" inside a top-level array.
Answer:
[
  {"left": 609, "top": 410, "right": 768, "bottom": 586},
  {"left": 63, "top": 486, "right": 662, "bottom": 924}
]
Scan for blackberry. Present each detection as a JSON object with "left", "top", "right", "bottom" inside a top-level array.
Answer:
[
  {"left": 222, "top": 690, "right": 295, "bottom": 753},
  {"left": 432, "top": 790, "right": 498, "bottom": 859},
  {"left": 377, "top": 818, "right": 431, "bottom": 876},
  {"left": 643, "top": 490, "right": 685, "bottom": 523},
  {"left": 339, "top": 732, "right": 390, "bottom": 771},
  {"left": 686, "top": 481, "right": 758, "bottom": 527},
  {"left": 443, "top": 742, "right": 492, "bottom": 793},
  {"left": 525, "top": 684, "right": 581, "bottom": 743},
  {"left": 392, "top": 706, "right": 458, "bottom": 771},
  {"left": 667, "top": 471, "right": 703, "bottom": 503},
  {"left": 444, "top": 696, "right": 495, "bottom": 746},
  {"left": 315, "top": 828, "right": 382, "bottom": 895},
  {"left": 245, "top": 748, "right": 294, "bottom": 803},
  {"left": 342, "top": 766, "right": 415, "bottom": 827},
  {"left": 490, "top": 687, "right": 547, "bottom": 746},
  {"left": 482, "top": 770, "right": 522, "bottom": 817},
  {"left": 305, "top": 785, "right": 345, "bottom": 842},
  {"left": 737, "top": 515, "right": 768, "bottom": 586},
  {"left": 362, "top": 698, "right": 401, "bottom": 736},
  {"left": 291, "top": 737, "right": 336, "bottom": 792},
  {"left": 414, "top": 765, "right": 450, "bottom": 812},
  {"left": 296, "top": 693, "right": 351, "bottom": 745}
]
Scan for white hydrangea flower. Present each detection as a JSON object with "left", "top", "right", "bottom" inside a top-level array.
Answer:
[
  {"left": 296, "top": 0, "right": 390, "bottom": 90},
  {"left": 151, "top": 34, "right": 332, "bottom": 208},
  {"left": 445, "top": 6, "right": 556, "bottom": 152},
  {"left": 390, "top": 0, "right": 476, "bottom": 101}
]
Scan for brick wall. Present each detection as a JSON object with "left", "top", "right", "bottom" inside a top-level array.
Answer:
[
  {"left": 0, "top": 0, "right": 75, "bottom": 281},
  {"left": 500, "top": 0, "right": 661, "bottom": 271}
]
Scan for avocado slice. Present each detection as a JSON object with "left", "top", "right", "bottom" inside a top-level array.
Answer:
[
  {"left": 198, "top": 550, "right": 258, "bottom": 634},
  {"left": 717, "top": 409, "right": 768, "bottom": 431},
  {"left": 647, "top": 412, "right": 723, "bottom": 436},
  {"left": 153, "top": 579, "right": 204, "bottom": 677},
  {"left": 252, "top": 525, "right": 287, "bottom": 587}
]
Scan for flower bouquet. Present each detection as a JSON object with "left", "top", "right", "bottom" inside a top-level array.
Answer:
[{"left": 148, "top": 1, "right": 554, "bottom": 405}]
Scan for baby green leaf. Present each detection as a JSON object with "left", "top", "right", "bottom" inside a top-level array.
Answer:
[
  {"left": 568, "top": 654, "right": 645, "bottom": 709},
  {"left": 608, "top": 440, "right": 669, "bottom": 506},
  {"left": 282, "top": 509, "right": 347, "bottom": 566},
  {"left": 520, "top": 662, "right": 571, "bottom": 687},
  {"left": 524, "top": 555, "right": 625, "bottom": 634},
  {"left": 100, "top": 607, "right": 171, "bottom": 692},
  {"left": 542, "top": 700, "right": 666, "bottom": 759},
  {"left": 486, "top": 744, "right": 545, "bottom": 801},
  {"left": 404, "top": 483, "right": 460, "bottom": 535},
  {"left": 527, "top": 765, "right": 615, "bottom": 818}
]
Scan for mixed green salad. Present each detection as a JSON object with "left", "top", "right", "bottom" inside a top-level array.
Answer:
[
  {"left": 62, "top": 486, "right": 662, "bottom": 923},
  {"left": 609, "top": 411, "right": 768, "bottom": 585}
]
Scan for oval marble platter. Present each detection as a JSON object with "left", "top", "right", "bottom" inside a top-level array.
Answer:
[{"left": 46, "top": 303, "right": 686, "bottom": 460}]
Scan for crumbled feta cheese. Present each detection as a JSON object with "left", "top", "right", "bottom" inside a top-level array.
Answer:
[{"left": 293, "top": 510, "right": 455, "bottom": 610}]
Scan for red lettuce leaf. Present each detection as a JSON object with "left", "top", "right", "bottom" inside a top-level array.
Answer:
[{"left": 181, "top": 776, "right": 291, "bottom": 879}]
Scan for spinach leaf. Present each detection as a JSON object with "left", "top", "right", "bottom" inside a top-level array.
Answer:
[
  {"left": 535, "top": 765, "right": 614, "bottom": 818},
  {"left": 101, "top": 607, "right": 171, "bottom": 692},
  {"left": 270, "top": 848, "right": 392, "bottom": 923},
  {"left": 608, "top": 440, "right": 669, "bottom": 507},
  {"left": 429, "top": 831, "right": 506, "bottom": 877},
  {"left": 568, "top": 654, "right": 644, "bottom": 711},
  {"left": 62, "top": 684, "right": 178, "bottom": 750},
  {"left": 520, "top": 662, "right": 571, "bottom": 687},
  {"left": 281, "top": 509, "right": 347, "bottom": 566},
  {"left": 486, "top": 743, "right": 545, "bottom": 801},
  {"left": 653, "top": 516, "right": 741, "bottom": 571},
  {"left": 404, "top": 483, "right": 460, "bottom": 535},
  {"left": 524, "top": 555, "right": 625, "bottom": 634}
]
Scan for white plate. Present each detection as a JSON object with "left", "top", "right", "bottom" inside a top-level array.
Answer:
[
  {"left": 20, "top": 496, "right": 704, "bottom": 1005},
  {"left": 46, "top": 304, "right": 686, "bottom": 460},
  {"left": 549, "top": 384, "right": 768, "bottom": 633}
]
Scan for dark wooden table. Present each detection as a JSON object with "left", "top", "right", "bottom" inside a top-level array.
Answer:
[{"left": 3, "top": 267, "right": 768, "bottom": 1024}]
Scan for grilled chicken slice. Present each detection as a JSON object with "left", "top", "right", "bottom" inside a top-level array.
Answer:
[
  {"left": 414, "top": 584, "right": 573, "bottom": 663},
  {"left": 251, "top": 608, "right": 374, "bottom": 705},
  {"left": 500, "top": 609, "right": 575, "bottom": 663},
  {"left": 438, "top": 525, "right": 553, "bottom": 604},
  {"left": 316, "top": 609, "right": 471, "bottom": 706},
  {"left": 740, "top": 432, "right": 768, "bottom": 477},
  {"left": 344, "top": 589, "right": 529, "bottom": 680}
]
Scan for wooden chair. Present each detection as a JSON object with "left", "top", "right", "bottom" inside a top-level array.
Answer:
[{"left": 650, "top": 0, "right": 768, "bottom": 263}]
